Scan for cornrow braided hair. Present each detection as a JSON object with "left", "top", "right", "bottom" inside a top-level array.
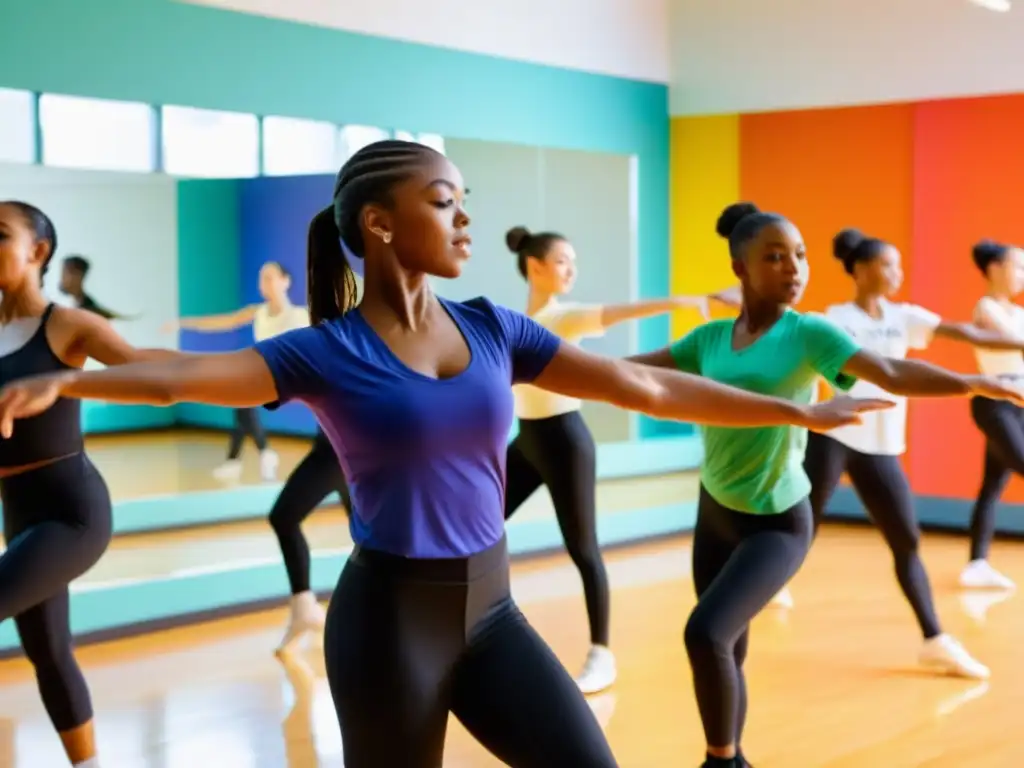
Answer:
[
  {"left": 2, "top": 200, "right": 58, "bottom": 285},
  {"left": 306, "top": 140, "right": 440, "bottom": 324}
]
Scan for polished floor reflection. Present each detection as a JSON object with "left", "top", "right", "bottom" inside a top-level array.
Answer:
[{"left": 0, "top": 527, "right": 1021, "bottom": 766}]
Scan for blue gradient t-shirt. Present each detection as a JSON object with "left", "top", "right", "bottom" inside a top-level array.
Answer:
[{"left": 254, "top": 297, "right": 561, "bottom": 559}]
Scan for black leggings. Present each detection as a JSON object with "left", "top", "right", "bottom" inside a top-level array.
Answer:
[
  {"left": 227, "top": 407, "right": 268, "bottom": 459},
  {"left": 0, "top": 454, "right": 113, "bottom": 732},
  {"left": 505, "top": 411, "right": 608, "bottom": 647},
  {"left": 804, "top": 431, "right": 941, "bottom": 639},
  {"left": 268, "top": 429, "right": 351, "bottom": 594},
  {"left": 969, "top": 396, "right": 1024, "bottom": 561},
  {"left": 324, "top": 537, "right": 617, "bottom": 768},
  {"left": 686, "top": 487, "right": 812, "bottom": 748}
]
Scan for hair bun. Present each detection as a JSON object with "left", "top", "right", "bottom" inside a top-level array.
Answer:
[
  {"left": 832, "top": 228, "right": 865, "bottom": 262},
  {"left": 715, "top": 202, "right": 760, "bottom": 239},
  {"left": 505, "top": 226, "right": 531, "bottom": 253},
  {"left": 972, "top": 240, "right": 1006, "bottom": 272}
]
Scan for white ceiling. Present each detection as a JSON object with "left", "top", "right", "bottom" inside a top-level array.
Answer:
[
  {"left": 181, "top": 0, "right": 1024, "bottom": 115},
  {"left": 669, "top": 0, "right": 1024, "bottom": 115},
  {"left": 181, "top": 0, "right": 671, "bottom": 83}
]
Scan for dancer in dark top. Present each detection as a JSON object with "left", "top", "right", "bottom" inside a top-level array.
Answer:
[
  {"left": 58, "top": 255, "right": 135, "bottom": 321},
  {"left": 0, "top": 201, "right": 183, "bottom": 768},
  {"left": 0, "top": 144, "right": 894, "bottom": 768}
]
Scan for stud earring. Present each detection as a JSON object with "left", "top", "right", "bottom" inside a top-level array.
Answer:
[{"left": 382, "top": 231, "right": 392, "bottom": 244}]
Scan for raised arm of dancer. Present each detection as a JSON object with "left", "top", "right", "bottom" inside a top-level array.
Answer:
[
  {"left": 170, "top": 304, "right": 260, "bottom": 333},
  {"left": 934, "top": 321, "right": 1024, "bottom": 350},
  {"left": 531, "top": 343, "right": 892, "bottom": 431},
  {"left": 61, "top": 308, "right": 191, "bottom": 366},
  {"left": 0, "top": 330, "right": 888, "bottom": 438},
  {"left": 586, "top": 287, "right": 742, "bottom": 330}
]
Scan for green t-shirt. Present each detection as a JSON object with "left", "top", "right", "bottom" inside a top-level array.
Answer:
[{"left": 670, "top": 310, "right": 860, "bottom": 515}]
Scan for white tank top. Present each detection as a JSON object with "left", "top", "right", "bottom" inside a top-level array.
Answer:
[
  {"left": 819, "top": 300, "right": 940, "bottom": 456},
  {"left": 253, "top": 303, "right": 309, "bottom": 342},
  {"left": 513, "top": 302, "right": 604, "bottom": 420},
  {"left": 973, "top": 297, "right": 1024, "bottom": 377}
]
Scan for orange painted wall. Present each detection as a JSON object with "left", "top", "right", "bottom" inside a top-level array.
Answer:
[
  {"left": 908, "top": 95, "right": 1024, "bottom": 500},
  {"left": 738, "top": 105, "right": 916, "bottom": 315}
]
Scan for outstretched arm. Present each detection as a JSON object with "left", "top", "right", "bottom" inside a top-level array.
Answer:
[
  {"left": 531, "top": 343, "right": 891, "bottom": 429},
  {"left": 173, "top": 305, "right": 259, "bottom": 332},
  {"left": 934, "top": 321, "right": 1024, "bottom": 351},
  {"left": 62, "top": 308, "right": 190, "bottom": 368}
]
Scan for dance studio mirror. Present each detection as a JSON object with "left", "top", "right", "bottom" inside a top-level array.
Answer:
[{"left": 0, "top": 138, "right": 639, "bottom": 506}]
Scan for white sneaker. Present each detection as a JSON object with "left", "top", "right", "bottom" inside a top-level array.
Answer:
[
  {"left": 212, "top": 459, "right": 243, "bottom": 481},
  {"left": 575, "top": 645, "right": 617, "bottom": 695},
  {"left": 260, "top": 449, "right": 280, "bottom": 481},
  {"left": 919, "top": 634, "right": 990, "bottom": 679},
  {"left": 770, "top": 587, "right": 794, "bottom": 609},
  {"left": 960, "top": 560, "right": 1015, "bottom": 590},
  {"left": 276, "top": 591, "right": 326, "bottom": 655},
  {"left": 73, "top": 759, "right": 100, "bottom": 768}
]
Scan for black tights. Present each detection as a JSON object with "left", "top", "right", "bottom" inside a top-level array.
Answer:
[
  {"left": 0, "top": 454, "right": 112, "bottom": 734},
  {"left": 324, "top": 537, "right": 617, "bottom": 767},
  {"left": 227, "top": 407, "right": 268, "bottom": 460},
  {"left": 804, "top": 432, "right": 941, "bottom": 639},
  {"left": 969, "top": 396, "right": 1024, "bottom": 561},
  {"left": 685, "top": 487, "right": 812, "bottom": 748},
  {"left": 505, "top": 411, "right": 609, "bottom": 647},
  {"left": 268, "top": 429, "right": 351, "bottom": 594}
]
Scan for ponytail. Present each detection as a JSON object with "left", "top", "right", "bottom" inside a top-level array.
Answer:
[{"left": 307, "top": 205, "right": 356, "bottom": 324}]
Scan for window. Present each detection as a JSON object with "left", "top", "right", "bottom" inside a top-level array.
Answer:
[
  {"left": 0, "top": 89, "right": 36, "bottom": 164},
  {"left": 262, "top": 116, "right": 338, "bottom": 176},
  {"left": 162, "top": 106, "right": 259, "bottom": 178},
  {"left": 394, "top": 130, "right": 446, "bottom": 155},
  {"left": 39, "top": 94, "right": 156, "bottom": 172},
  {"left": 337, "top": 125, "right": 390, "bottom": 163}
]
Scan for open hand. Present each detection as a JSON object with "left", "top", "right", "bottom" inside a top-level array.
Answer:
[
  {"left": 801, "top": 395, "right": 896, "bottom": 433},
  {"left": 966, "top": 375, "right": 1024, "bottom": 407},
  {"left": 0, "top": 375, "right": 69, "bottom": 438}
]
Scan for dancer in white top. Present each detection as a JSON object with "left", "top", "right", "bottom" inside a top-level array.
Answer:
[
  {"left": 503, "top": 225, "right": 739, "bottom": 695},
  {"left": 965, "top": 240, "right": 1024, "bottom": 592},
  {"left": 795, "top": 228, "right": 1024, "bottom": 678},
  {"left": 170, "top": 261, "right": 307, "bottom": 481}
]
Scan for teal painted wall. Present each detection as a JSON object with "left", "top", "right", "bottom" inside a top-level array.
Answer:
[{"left": 3, "top": 0, "right": 672, "bottom": 436}]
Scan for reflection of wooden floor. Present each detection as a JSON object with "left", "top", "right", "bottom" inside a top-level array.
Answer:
[
  {"left": 1, "top": 527, "right": 1022, "bottom": 766},
  {"left": 84, "top": 430, "right": 317, "bottom": 501},
  {"left": 79, "top": 471, "right": 698, "bottom": 585}
]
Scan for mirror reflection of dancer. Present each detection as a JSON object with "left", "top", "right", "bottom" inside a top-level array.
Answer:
[
  {"left": 629, "top": 203, "right": 1024, "bottom": 768},
  {"left": 504, "top": 225, "right": 739, "bottom": 695},
  {"left": 794, "top": 228, "right": 1022, "bottom": 679},
  {"left": 0, "top": 201, "right": 185, "bottom": 768},
  {"left": 964, "top": 240, "right": 1024, "bottom": 592},
  {"left": 0, "top": 142, "right": 895, "bottom": 768},
  {"left": 58, "top": 256, "right": 136, "bottom": 321},
  {"left": 170, "top": 261, "right": 307, "bottom": 482},
  {"left": 58, "top": 256, "right": 137, "bottom": 321}
]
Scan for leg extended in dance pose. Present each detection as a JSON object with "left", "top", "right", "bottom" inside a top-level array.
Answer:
[
  {"left": 805, "top": 433, "right": 988, "bottom": 678},
  {"left": 270, "top": 427, "right": 352, "bottom": 654},
  {"left": 503, "top": 225, "right": 737, "bottom": 694},
  {"left": 964, "top": 240, "right": 1024, "bottom": 590},
  {"left": 629, "top": 203, "right": 1024, "bottom": 765},
  {"left": 1, "top": 145, "right": 898, "bottom": 765}
]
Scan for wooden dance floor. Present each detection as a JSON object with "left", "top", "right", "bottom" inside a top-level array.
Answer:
[{"left": 0, "top": 526, "right": 1021, "bottom": 766}]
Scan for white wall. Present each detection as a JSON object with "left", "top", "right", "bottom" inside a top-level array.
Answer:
[
  {"left": 0, "top": 164, "right": 179, "bottom": 357},
  {"left": 181, "top": 0, "right": 670, "bottom": 83},
  {"left": 670, "top": 0, "right": 1024, "bottom": 116}
]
